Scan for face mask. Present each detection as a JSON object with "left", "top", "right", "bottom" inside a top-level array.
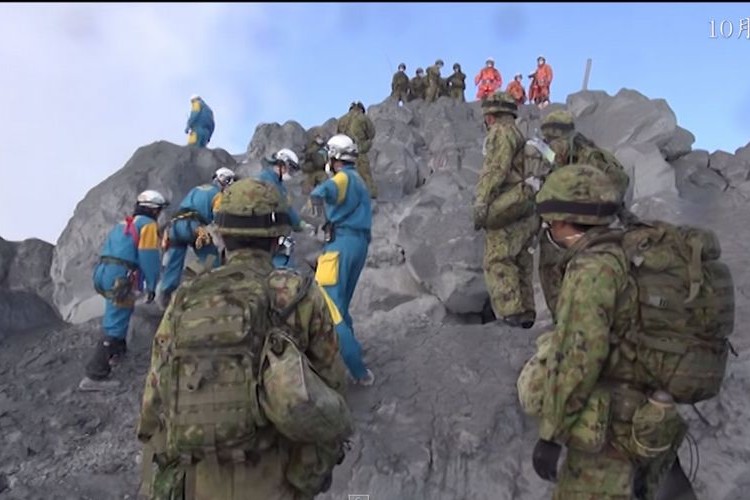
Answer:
[{"left": 282, "top": 172, "right": 292, "bottom": 182}]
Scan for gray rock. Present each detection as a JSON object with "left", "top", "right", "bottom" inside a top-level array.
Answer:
[
  {"left": 565, "top": 90, "right": 610, "bottom": 118},
  {"left": 735, "top": 142, "right": 750, "bottom": 164},
  {"left": 5, "top": 238, "right": 55, "bottom": 305},
  {"left": 0, "top": 290, "right": 60, "bottom": 336},
  {"left": 0, "top": 237, "right": 17, "bottom": 286},
  {"left": 709, "top": 150, "right": 750, "bottom": 186},
  {"left": 671, "top": 150, "right": 728, "bottom": 200},
  {"left": 50, "top": 141, "right": 237, "bottom": 324},
  {"left": 662, "top": 126, "right": 695, "bottom": 161},
  {"left": 245, "top": 121, "right": 307, "bottom": 164},
  {"left": 614, "top": 143, "right": 678, "bottom": 200}
]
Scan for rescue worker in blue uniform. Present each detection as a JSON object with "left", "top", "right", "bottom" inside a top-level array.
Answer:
[
  {"left": 79, "top": 190, "right": 169, "bottom": 391},
  {"left": 310, "top": 134, "right": 375, "bottom": 386},
  {"left": 185, "top": 94, "right": 215, "bottom": 147},
  {"left": 256, "top": 148, "right": 314, "bottom": 268},
  {"left": 158, "top": 167, "right": 236, "bottom": 307}
]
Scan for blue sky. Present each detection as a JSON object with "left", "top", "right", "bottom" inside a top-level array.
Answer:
[{"left": 0, "top": 3, "right": 748, "bottom": 244}]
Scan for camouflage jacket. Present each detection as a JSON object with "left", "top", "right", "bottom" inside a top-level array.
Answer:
[
  {"left": 426, "top": 65, "right": 441, "bottom": 86},
  {"left": 474, "top": 115, "right": 526, "bottom": 211},
  {"left": 549, "top": 132, "right": 630, "bottom": 200},
  {"left": 136, "top": 248, "right": 348, "bottom": 443},
  {"left": 447, "top": 71, "right": 466, "bottom": 90},
  {"left": 337, "top": 110, "right": 356, "bottom": 136},
  {"left": 344, "top": 111, "right": 376, "bottom": 154},
  {"left": 303, "top": 138, "right": 327, "bottom": 172},
  {"left": 538, "top": 238, "right": 638, "bottom": 444},
  {"left": 391, "top": 71, "right": 409, "bottom": 92},
  {"left": 409, "top": 76, "right": 427, "bottom": 98}
]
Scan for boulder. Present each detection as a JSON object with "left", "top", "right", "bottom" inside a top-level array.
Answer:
[
  {"left": 5, "top": 238, "right": 56, "bottom": 304},
  {"left": 671, "top": 150, "right": 728, "bottom": 200},
  {"left": 245, "top": 121, "right": 308, "bottom": 164},
  {"left": 735, "top": 142, "right": 750, "bottom": 164},
  {"left": 613, "top": 143, "right": 678, "bottom": 200},
  {"left": 0, "top": 290, "right": 60, "bottom": 336},
  {"left": 0, "top": 237, "right": 16, "bottom": 285},
  {"left": 709, "top": 150, "right": 750, "bottom": 186},
  {"left": 50, "top": 141, "right": 237, "bottom": 324},
  {"left": 662, "top": 126, "right": 695, "bottom": 161}
]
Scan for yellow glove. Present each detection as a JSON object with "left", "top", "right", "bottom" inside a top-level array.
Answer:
[{"left": 195, "top": 226, "right": 212, "bottom": 249}]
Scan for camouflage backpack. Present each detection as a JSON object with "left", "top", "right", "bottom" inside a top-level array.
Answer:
[
  {"left": 161, "top": 263, "right": 352, "bottom": 463},
  {"left": 590, "top": 220, "right": 735, "bottom": 404}
]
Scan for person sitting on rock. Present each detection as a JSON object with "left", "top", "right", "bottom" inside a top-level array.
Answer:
[
  {"left": 79, "top": 190, "right": 169, "bottom": 391},
  {"left": 310, "top": 134, "right": 375, "bottom": 386},
  {"left": 390, "top": 63, "right": 409, "bottom": 105},
  {"left": 185, "top": 94, "right": 215, "bottom": 147},
  {"left": 408, "top": 67, "right": 427, "bottom": 101},
  {"left": 158, "top": 167, "right": 237, "bottom": 308},
  {"left": 448, "top": 63, "right": 467, "bottom": 102},
  {"left": 475, "top": 57, "right": 502, "bottom": 101},
  {"left": 506, "top": 73, "right": 527, "bottom": 106}
]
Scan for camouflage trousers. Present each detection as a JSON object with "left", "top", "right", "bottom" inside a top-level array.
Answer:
[
  {"left": 425, "top": 83, "right": 440, "bottom": 102},
  {"left": 554, "top": 446, "right": 634, "bottom": 500},
  {"left": 538, "top": 229, "right": 565, "bottom": 318},
  {"left": 355, "top": 153, "right": 378, "bottom": 198},
  {"left": 483, "top": 215, "right": 539, "bottom": 318},
  {"left": 449, "top": 88, "right": 465, "bottom": 102},
  {"left": 302, "top": 170, "right": 328, "bottom": 195},
  {"left": 390, "top": 89, "right": 408, "bottom": 103},
  {"left": 148, "top": 446, "right": 311, "bottom": 500}
]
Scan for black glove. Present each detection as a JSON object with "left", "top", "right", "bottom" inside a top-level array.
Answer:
[
  {"left": 532, "top": 439, "right": 562, "bottom": 482},
  {"left": 146, "top": 291, "right": 156, "bottom": 304},
  {"left": 318, "top": 472, "right": 333, "bottom": 494}
]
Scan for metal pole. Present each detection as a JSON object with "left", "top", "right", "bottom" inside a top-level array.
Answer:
[{"left": 582, "top": 58, "right": 592, "bottom": 90}]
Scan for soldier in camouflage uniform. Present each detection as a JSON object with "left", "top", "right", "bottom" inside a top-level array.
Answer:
[
  {"left": 408, "top": 68, "right": 427, "bottom": 101},
  {"left": 390, "top": 63, "right": 409, "bottom": 104},
  {"left": 425, "top": 59, "right": 444, "bottom": 103},
  {"left": 528, "top": 164, "right": 685, "bottom": 500},
  {"left": 447, "top": 63, "right": 466, "bottom": 102},
  {"left": 301, "top": 133, "right": 329, "bottom": 195},
  {"left": 136, "top": 178, "right": 349, "bottom": 500},
  {"left": 337, "top": 102, "right": 378, "bottom": 199},
  {"left": 534, "top": 109, "right": 631, "bottom": 317},
  {"left": 473, "top": 92, "right": 538, "bottom": 328}
]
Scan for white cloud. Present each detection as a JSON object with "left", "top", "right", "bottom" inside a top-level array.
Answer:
[{"left": 0, "top": 3, "right": 286, "bottom": 244}]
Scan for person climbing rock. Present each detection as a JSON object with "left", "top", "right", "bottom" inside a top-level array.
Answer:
[{"left": 185, "top": 94, "right": 215, "bottom": 147}]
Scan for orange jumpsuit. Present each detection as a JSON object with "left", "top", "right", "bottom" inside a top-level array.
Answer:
[
  {"left": 474, "top": 67, "right": 502, "bottom": 100},
  {"left": 529, "top": 63, "right": 553, "bottom": 104},
  {"left": 506, "top": 80, "right": 527, "bottom": 105}
]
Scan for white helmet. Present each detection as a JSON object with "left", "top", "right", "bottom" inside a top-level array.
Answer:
[
  {"left": 326, "top": 134, "right": 358, "bottom": 163},
  {"left": 136, "top": 190, "right": 169, "bottom": 209},
  {"left": 274, "top": 148, "right": 300, "bottom": 170},
  {"left": 190, "top": 94, "right": 201, "bottom": 101},
  {"left": 213, "top": 167, "right": 236, "bottom": 187}
]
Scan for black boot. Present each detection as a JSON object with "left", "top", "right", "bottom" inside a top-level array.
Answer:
[
  {"left": 503, "top": 311, "right": 536, "bottom": 329},
  {"left": 79, "top": 336, "right": 124, "bottom": 391}
]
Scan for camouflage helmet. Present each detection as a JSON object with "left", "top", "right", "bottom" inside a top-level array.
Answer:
[
  {"left": 416, "top": 67, "right": 424, "bottom": 75},
  {"left": 535, "top": 164, "right": 621, "bottom": 225},
  {"left": 398, "top": 62, "right": 406, "bottom": 71},
  {"left": 481, "top": 91, "right": 518, "bottom": 117},
  {"left": 214, "top": 178, "right": 292, "bottom": 237},
  {"left": 453, "top": 62, "right": 461, "bottom": 71},
  {"left": 435, "top": 59, "right": 444, "bottom": 66},
  {"left": 541, "top": 110, "right": 574, "bottom": 130}
]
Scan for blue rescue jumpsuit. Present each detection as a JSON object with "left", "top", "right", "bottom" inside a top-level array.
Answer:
[
  {"left": 160, "top": 184, "right": 222, "bottom": 295},
  {"left": 186, "top": 98, "right": 215, "bottom": 147},
  {"left": 92, "top": 213, "right": 161, "bottom": 340},
  {"left": 310, "top": 164, "right": 372, "bottom": 380},
  {"left": 257, "top": 167, "right": 304, "bottom": 269}
]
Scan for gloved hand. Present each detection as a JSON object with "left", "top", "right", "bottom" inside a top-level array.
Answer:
[
  {"left": 473, "top": 203, "right": 488, "bottom": 231},
  {"left": 532, "top": 439, "right": 561, "bottom": 482},
  {"left": 146, "top": 291, "right": 156, "bottom": 304},
  {"left": 524, "top": 176, "right": 542, "bottom": 193}
]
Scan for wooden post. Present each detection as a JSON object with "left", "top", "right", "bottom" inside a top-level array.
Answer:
[{"left": 582, "top": 58, "right": 592, "bottom": 90}]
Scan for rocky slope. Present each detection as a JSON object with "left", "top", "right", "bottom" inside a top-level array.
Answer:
[{"left": 2, "top": 90, "right": 750, "bottom": 499}]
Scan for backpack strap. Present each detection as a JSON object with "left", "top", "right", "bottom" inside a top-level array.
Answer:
[{"left": 268, "top": 269, "right": 313, "bottom": 321}]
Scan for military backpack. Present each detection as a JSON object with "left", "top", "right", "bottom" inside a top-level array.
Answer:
[{"left": 160, "top": 264, "right": 352, "bottom": 464}]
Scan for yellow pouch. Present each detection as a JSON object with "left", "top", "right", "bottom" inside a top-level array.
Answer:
[
  {"left": 187, "top": 131, "right": 197, "bottom": 145},
  {"left": 315, "top": 251, "right": 340, "bottom": 287},
  {"left": 567, "top": 387, "right": 611, "bottom": 454}
]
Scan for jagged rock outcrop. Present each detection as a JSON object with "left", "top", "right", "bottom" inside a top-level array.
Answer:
[
  {"left": 5, "top": 89, "right": 750, "bottom": 499},
  {"left": 0, "top": 237, "right": 59, "bottom": 335},
  {"left": 49, "top": 141, "right": 237, "bottom": 324}
]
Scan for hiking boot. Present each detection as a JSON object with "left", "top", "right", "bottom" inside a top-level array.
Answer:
[
  {"left": 354, "top": 369, "right": 376, "bottom": 387},
  {"left": 78, "top": 376, "right": 121, "bottom": 392},
  {"left": 85, "top": 336, "right": 126, "bottom": 379},
  {"left": 503, "top": 311, "right": 536, "bottom": 329},
  {"left": 106, "top": 338, "right": 127, "bottom": 366}
]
